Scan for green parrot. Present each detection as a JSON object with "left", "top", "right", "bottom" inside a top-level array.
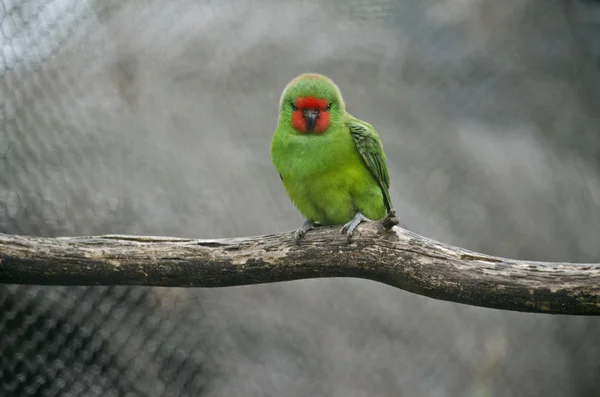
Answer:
[{"left": 270, "top": 73, "right": 393, "bottom": 242}]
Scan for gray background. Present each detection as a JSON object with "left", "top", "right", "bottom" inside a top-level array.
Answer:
[{"left": 2, "top": 0, "right": 600, "bottom": 396}]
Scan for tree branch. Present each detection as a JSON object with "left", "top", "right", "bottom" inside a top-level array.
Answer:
[{"left": 1, "top": 216, "right": 599, "bottom": 315}]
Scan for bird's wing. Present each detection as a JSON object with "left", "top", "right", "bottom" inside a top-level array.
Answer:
[{"left": 347, "top": 118, "right": 392, "bottom": 212}]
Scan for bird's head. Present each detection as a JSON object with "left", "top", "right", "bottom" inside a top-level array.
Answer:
[{"left": 278, "top": 73, "right": 345, "bottom": 134}]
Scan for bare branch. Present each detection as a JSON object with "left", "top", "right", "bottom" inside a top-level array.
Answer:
[{"left": 1, "top": 216, "right": 599, "bottom": 315}]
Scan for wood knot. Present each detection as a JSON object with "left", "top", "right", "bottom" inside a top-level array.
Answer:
[{"left": 380, "top": 209, "right": 400, "bottom": 230}]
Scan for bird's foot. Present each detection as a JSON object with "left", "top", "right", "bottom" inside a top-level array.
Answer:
[
  {"left": 341, "top": 212, "right": 371, "bottom": 242},
  {"left": 293, "top": 220, "right": 315, "bottom": 244}
]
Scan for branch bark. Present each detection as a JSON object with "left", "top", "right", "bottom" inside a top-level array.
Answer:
[{"left": 1, "top": 218, "right": 599, "bottom": 315}]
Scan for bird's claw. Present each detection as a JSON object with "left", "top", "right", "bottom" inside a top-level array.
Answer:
[
  {"left": 293, "top": 229, "right": 306, "bottom": 243},
  {"left": 341, "top": 212, "right": 371, "bottom": 242},
  {"left": 293, "top": 220, "right": 314, "bottom": 244}
]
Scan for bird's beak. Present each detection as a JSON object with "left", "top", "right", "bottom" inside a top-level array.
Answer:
[{"left": 303, "top": 110, "right": 318, "bottom": 133}]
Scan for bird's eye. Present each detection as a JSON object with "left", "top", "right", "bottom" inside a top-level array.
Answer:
[
  {"left": 291, "top": 103, "right": 298, "bottom": 111},
  {"left": 325, "top": 103, "right": 332, "bottom": 111}
]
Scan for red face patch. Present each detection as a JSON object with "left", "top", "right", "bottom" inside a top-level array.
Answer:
[{"left": 291, "top": 96, "right": 330, "bottom": 134}]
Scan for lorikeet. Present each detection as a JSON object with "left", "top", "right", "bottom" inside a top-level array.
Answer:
[{"left": 271, "top": 73, "right": 393, "bottom": 242}]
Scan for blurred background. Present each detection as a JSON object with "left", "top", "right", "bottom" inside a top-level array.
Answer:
[{"left": 2, "top": 0, "right": 600, "bottom": 396}]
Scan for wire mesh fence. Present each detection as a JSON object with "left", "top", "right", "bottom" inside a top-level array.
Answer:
[{"left": 2, "top": 0, "right": 600, "bottom": 396}]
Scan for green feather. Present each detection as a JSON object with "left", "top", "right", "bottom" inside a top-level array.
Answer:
[
  {"left": 271, "top": 73, "right": 393, "bottom": 226},
  {"left": 346, "top": 118, "right": 392, "bottom": 212}
]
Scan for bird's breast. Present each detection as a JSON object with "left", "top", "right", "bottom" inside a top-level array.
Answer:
[{"left": 274, "top": 130, "right": 358, "bottom": 180}]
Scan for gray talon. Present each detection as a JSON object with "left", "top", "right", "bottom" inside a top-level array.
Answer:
[
  {"left": 293, "top": 220, "right": 314, "bottom": 244},
  {"left": 341, "top": 212, "right": 371, "bottom": 241}
]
